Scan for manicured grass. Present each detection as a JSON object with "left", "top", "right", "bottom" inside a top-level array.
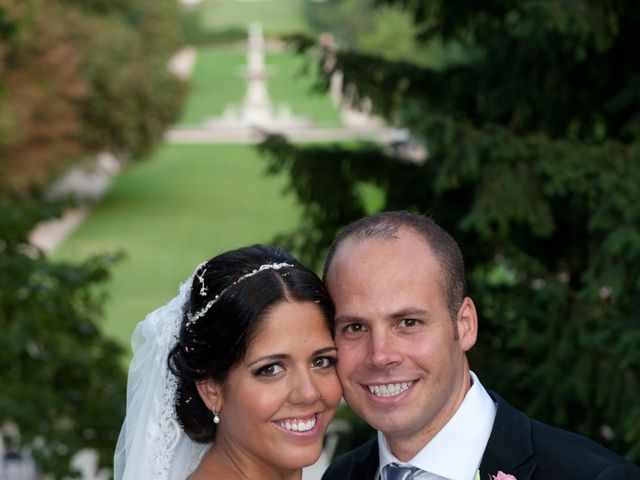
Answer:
[
  {"left": 198, "top": 0, "right": 310, "bottom": 36},
  {"left": 178, "top": 46, "right": 342, "bottom": 126},
  {"left": 267, "top": 49, "right": 342, "bottom": 125},
  {"left": 178, "top": 47, "right": 247, "bottom": 124},
  {"left": 56, "top": 144, "right": 300, "bottom": 350}
]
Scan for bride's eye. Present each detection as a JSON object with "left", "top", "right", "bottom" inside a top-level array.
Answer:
[
  {"left": 254, "top": 363, "right": 284, "bottom": 377},
  {"left": 310, "top": 356, "right": 337, "bottom": 369}
]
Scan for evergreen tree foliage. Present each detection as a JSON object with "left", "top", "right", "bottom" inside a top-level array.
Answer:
[{"left": 259, "top": 0, "right": 640, "bottom": 462}]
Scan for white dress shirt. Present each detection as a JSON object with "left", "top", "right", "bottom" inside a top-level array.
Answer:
[{"left": 378, "top": 372, "right": 496, "bottom": 480}]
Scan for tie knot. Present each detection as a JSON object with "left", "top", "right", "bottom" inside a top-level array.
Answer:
[{"left": 382, "top": 463, "right": 418, "bottom": 480}]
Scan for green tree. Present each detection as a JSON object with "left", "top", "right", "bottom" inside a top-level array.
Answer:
[
  {"left": 0, "top": 195, "right": 125, "bottom": 478},
  {"left": 67, "top": 0, "right": 186, "bottom": 158},
  {"left": 0, "top": 0, "right": 185, "bottom": 193},
  {"left": 357, "top": 6, "right": 417, "bottom": 61},
  {"left": 305, "top": 0, "right": 417, "bottom": 61},
  {"left": 260, "top": 0, "right": 640, "bottom": 463},
  {"left": 0, "top": 1, "right": 90, "bottom": 192},
  {"left": 0, "top": 0, "right": 185, "bottom": 475}
]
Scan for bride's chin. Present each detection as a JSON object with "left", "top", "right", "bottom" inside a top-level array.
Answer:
[
  {"left": 280, "top": 454, "right": 322, "bottom": 472},
  {"left": 274, "top": 444, "right": 324, "bottom": 471}
]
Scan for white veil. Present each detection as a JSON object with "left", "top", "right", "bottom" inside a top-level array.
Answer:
[{"left": 114, "top": 278, "right": 208, "bottom": 480}]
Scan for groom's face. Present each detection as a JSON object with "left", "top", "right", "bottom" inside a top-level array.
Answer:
[{"left": 326, "top": 228, "right": 476, "bottom": 457}]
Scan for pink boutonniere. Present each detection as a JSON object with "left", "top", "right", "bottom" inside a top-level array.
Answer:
[
  {"left": 493, "top": 472, "right": 516, "bottom": 480},
  {"left": 474, "top": 469, "right": 516, "bottom": 480}
]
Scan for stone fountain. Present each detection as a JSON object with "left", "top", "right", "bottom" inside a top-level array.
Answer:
[{"left": 205, "top": 22, "right": 311, "bottom": 130}]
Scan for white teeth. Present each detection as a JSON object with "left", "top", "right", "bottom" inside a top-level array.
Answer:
[
  {"left": 368, "top": 382, "right": 413, "bottom": 397},
  {"left": 278, "top": 416, "right": 317, "bottom": 432}
]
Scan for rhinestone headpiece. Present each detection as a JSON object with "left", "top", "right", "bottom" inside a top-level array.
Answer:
[{"left": 186, "top": 262, "right": 294, "bottom": 324}]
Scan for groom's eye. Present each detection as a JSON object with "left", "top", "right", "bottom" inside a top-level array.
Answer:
[
  {"left": 400, "top": 318, "right": 419, "bottom": 328},
  {"left": 344, "top": 323, "right": 367, "bottom": 333}
]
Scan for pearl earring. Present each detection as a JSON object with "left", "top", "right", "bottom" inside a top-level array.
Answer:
[{"left": 212, "top": 409, "right": 220, "bottom": 424}]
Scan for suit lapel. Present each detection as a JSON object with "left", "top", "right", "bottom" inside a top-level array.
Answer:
[
  {"left": 347, "top": 392, "right": 539, "bottom": 480},
  {"left": 351, "top": 438, "right": 380, "bottom": 480},
  {"left": 479, "top": 392, "right": 537, "bottom": 480}
]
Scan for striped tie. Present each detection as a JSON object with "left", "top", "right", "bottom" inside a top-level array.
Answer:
[{"left": 382, "top": 463, "right": 419, "bottom": 480}]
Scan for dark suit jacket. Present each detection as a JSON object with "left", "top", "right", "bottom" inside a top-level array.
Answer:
[{"left": 322, "top": 392, "right": 640, "bottom": 480}]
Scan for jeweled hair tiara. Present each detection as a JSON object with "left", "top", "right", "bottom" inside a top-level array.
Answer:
[{"left": 186, "top": 262, "right": 294, "bottom": 324}]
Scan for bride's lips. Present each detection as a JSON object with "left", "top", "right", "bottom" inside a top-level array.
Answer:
[{"left": 273, "top": 413, "right": 322, "bottom": 436}]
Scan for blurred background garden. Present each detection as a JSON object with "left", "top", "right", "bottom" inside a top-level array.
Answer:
[{"left": 1, "top": 0, "right": 639, "bottom": 478}]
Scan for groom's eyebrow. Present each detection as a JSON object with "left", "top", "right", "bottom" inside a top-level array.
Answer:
[
  {"left": 335, "top": 308, "right": 432, "bottom": 324},
  {"left": 389, "top": 307, "right": 431, "bottom": 320},
  {"left": 334, "top": 314, "right": 366, "bottom": 324}
]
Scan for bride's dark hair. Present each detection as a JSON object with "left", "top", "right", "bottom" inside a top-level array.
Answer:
[{"left": 168, "top": 244, "right": 334, "bottom": 443}]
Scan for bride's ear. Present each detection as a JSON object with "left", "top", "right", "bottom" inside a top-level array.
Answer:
[{"left": 196, "top": 379, "right": 222, "bottom": 412}]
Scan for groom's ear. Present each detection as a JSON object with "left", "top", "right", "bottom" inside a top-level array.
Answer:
[
  {"left": 196, "top": 379, "right": 222, "bottom": 412},
  {"left": 456, "top": 296, "right": 478, "bottom": 352}
]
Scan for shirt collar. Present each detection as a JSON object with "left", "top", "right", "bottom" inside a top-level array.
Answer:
[{"left": 378, "top": 371, "right": 496, "bottom": 480}]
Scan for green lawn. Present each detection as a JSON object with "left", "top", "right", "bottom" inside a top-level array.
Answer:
[
  {"left": 267, "top": 49, "right": 342, "bottom": 125},
  {"left": 178, "top": 47, "right": 247, "bottom": 124},
  {"left": 56, "top": 144, "right": 300, "bottom": 349},
  {"left": 198, "top": 0, "right": 310, "bottom": 36},
  {"left": 178, "top": 46, "right": 342, "bottom": 126}
]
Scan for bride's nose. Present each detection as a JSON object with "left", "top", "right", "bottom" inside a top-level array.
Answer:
[{"left": 289, "top": 369, "right": 321, "bottom": 404}]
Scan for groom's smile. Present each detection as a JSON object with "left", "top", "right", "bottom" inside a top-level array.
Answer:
[{"left": 366, "top": 381, "right": 415, "bottom": 398}]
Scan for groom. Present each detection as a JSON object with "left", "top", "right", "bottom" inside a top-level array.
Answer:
[{"left": 321, "top": 211, "right": 639, "bottom": 480}]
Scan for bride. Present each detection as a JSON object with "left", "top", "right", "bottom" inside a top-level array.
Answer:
[{"left": 114, "top": 245, "right": 342, "bottom": 480}]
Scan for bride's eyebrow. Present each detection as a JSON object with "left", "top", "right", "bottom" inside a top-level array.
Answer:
[
  {"left": 246, "top": 354, "right": 289, "bottom": 368},
  {"left": 313, "top": 347, "right": 338, "bottom": 356},
  {"left": 246, "top": 346, "right": 337, "bottom": 368}
]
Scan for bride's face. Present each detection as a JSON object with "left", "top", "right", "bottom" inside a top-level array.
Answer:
[{"left": 216, "top": 300, "right": 342, "bottom": 474}]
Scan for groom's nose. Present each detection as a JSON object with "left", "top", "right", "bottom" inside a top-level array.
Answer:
[{"left": 366, "top": 329, "right": 402, "bottom": 370}]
